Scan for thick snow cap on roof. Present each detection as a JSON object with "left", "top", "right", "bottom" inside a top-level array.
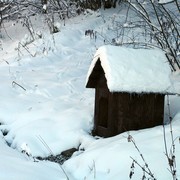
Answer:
[{"left": 86, "top": 45, "right": 174, "bottom": 94}]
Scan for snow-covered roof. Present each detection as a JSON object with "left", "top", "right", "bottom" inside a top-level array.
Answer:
[{"left": 86, "top": 45, "right": 174, "bottom": 94}]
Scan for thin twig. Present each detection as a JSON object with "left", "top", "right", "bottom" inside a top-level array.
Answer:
[
  {"left": 130, "top": 157, "right": 156, "bottom": 179},
  {"left": 128, "top": 135, "right": 156, "bottom": 179},
  {"left": 37, "top": 135, "right": 69, "bottom": 180},
  {"left": 12, "top": 81, "right": 26, "bottom": 91},
  {"left": 18, "top": 42, "right": 35, "bottom": 57},
  {"left": 37, "top": 135, "right": 54, "bottom": 155},
  {"left": 166, "top": 95, "right": 177, "bottom": 179}
]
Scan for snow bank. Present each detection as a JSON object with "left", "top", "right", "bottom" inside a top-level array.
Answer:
[
  {"left": 0, "top": 136, "right": 67, "bottom": 180},
  {"left": 64, "top": 117, "right": 180, "bottom": 180}
]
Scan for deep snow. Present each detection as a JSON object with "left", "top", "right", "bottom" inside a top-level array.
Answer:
[{"left": 0, "top": 7, "right": 180, "bottom": 180}]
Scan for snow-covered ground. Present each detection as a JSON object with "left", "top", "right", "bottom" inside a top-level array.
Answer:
[{"left": 0, "top": 8, "right": 180, "bottom": 180}]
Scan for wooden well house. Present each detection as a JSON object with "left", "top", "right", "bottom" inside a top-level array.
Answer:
[{"left": 86, "top": 45, "right": 174, "bottom": 137}]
